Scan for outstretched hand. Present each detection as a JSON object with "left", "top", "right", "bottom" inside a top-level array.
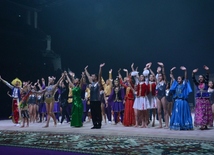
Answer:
[
  {"left": 123, "top": 69, "right": 128, "bottom": 72},
  {"left": 146, "top": 62, "right": 152, "bottom": 68},
  {"left": 157, "top": 66, "right": 161, "bottom": 73},
  {"left": 204, "top": 65, "right": 209, "bottom": 70},
  {"left": 100, "top": 63, "right": 105, "bottom": 68},
  {"left": 192, "top": 68, "right": 198, "bottom": 73},
  {"left": 84, "top": 65, "right": 88, "bottom": 70},
  {"left": 118, "top": 68, "right": 121, "bottom": 73},
  {"left": 109, "top": 69, "right": 112, "bottom": 73},
  {"left": 180, "top": 66, "right": 186, "bottom": 71},
  {"left": 170, "top": 67, "right": 176, "bottom": 72},
  {"left": 157, "top": 62, "right": 164, "bottom": 67}
]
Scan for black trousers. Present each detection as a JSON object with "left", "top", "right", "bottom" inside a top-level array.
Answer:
[
  {"left": 61, "top": 105, "right": 70, "bottom": 123},
  {"left": 90, "top": 101, "right": 102, "bottom": 127}
]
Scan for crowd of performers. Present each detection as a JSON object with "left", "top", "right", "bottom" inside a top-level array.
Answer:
[{"left": 0, "top": 62, "right": 214, "bottom": 130}]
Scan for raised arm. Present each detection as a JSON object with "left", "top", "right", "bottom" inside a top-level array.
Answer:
[
  {"left": 79, "top": 72, "right": 86, "bottom": 88},
  {"left": 65, "top": 71, "right": 75, "bottom": 88},
  {"left": 99, "top": 63, "right": 105, "bottom": 85},
  {"left": 84, "top": 65, "right": 93, "bottom": 84},
  {"left": 123, "top": 69, "right": 129, "bottom": 78},
  {"left": 170, "top": 67, "right": 176, "bottom": 81},
  {"left": 180, "top": 66, "right": 187, "bottom": 80},
  {"left": 158, "top": 62, "right": 167, "bottom": 82},
  {"left": 204, "top": 65, "right": 209, "bottom": 83},
  {"left": 131, "top": 63, "right": 135, "bottom": 72},
  {"left": 54, "top": 73, "right": 65, "bottom": 88},
  {"left": 192, "top": 68, "right": 199, "bottom": 86},
  {"left": 0, "top": 76, "right": 13, "bottom": 89}
]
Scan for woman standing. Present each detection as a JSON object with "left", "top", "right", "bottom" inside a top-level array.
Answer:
[
  {"left": 193, "top": 65, "right": 213, "bottom": 130},
  {"left": 39, "top": 74, "right": 65, "bottom": 128},
  {"left": 119, "top": 69, "right": 135, "bottom": 127},
  {"left": 108, "top": 78, "right": 125, "bottom": 125},
  {"left": 66, "top": 72, "right": 83, "bottom": 127},
  {"left": 169, "top": 66, "right": 193, "bottom": 130},
  {"left": 208, "top": 81, "right": 214, "bottom": 121},
  {"left": 156, "top": 62, "right": 169, "bottom": 129},
  {"left": 131, "top": 72, "right": 150, "bottom": 128}
]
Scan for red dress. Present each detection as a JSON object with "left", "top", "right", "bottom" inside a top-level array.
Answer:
[{"left": 120, "top": 78, "right": 135, "bottom": 126}]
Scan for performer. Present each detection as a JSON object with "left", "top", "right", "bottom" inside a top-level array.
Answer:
[
  {"left": 85, "top": 63, "right": 104, "bottom": 129},
  {"left": 19, "top": 91, "right": 32, "bottom": 128},
  {"left": 0, "top": 76, "right": 22, "bottom": 125},
  {"left": 208, "top": 80, "right": 214, "bottom": 121},
  {"left": 82, "top": 85, "right": 91, "bottom": 122},
  {"left": 146, "top": 63, "right": 157, "bottom": 127},
  {"left": 156, "top": 62, "right": 169, "bottom": 128},
  {"left": 66, "top": 71, "right": 83, "bottom": 127},
  {"left": 59, "top": 80, "right": 70, "bottom": 124},
  {"left": 39, "top": 74, "right": 65, "bottom": 128},
  {"left": 192, "top": 65, "right": 213, "bottom": 130},
  {"left": 101, "top": 69, "right": 113, "bottom": 124},
  {"left": 27, "top": 84, "right": 37, "bottom": 123},
  {"left": 108, "top": 77, "right": 125, "bottom": 125},
  {"left": 131, "top": 70, "right": 150, "bottom": 128},
  {"left": 119, "top": 69, "right": 135, "bottom": 127},
  {"left": 166, "top": 81, "right": 173, "bottom": 119},
  {"left": 169, "top": 66, "right": 193, "bottom": 130},
  {"left": 37, "top": 78, "right": 47, "bottom": 123},
  {"left": 53, "top": 87, "right": 61, "bottom": 123}
]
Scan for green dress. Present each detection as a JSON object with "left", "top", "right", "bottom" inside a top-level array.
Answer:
[{"left": 70, "top": 86, "right": 83, "bottom": 127}]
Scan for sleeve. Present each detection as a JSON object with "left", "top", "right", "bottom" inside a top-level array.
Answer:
[
  {"left": 169, "top": 80, "right": 177, "bottom": 96},
  {"left": 204, "top": 73, "right": 209, "bottom": 84},
  {"left": 183, "top": 80, "right": 192, "bottom": 98},
  {"left": 192, "top": 74, "right": 199, "bottom": 86},
  {"left": 5, "top": 82, "right": 13, "bottom": 89},
  {"left": 119, "top": 78, "right": 127, "bottom": 88}
]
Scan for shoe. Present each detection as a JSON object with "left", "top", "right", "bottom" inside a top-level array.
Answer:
[{"left": 91, "top": 126, "right": 96, "bottom": 129}]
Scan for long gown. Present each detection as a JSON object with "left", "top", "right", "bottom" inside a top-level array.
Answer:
[
  {"left": 70, "top": 87, "right": 83, "bottom": 127},
  {"left": 170, "top": 80, "right": 193, "bottom": 130},
  {"left": 193, "top": 73, "right": 213, "bottom": 127}
]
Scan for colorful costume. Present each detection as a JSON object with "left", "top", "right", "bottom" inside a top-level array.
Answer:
[
  {"left": 133, "top": 82, "right": 150, "bottom": 110},
  {"left": 70, "top": 87, "right": 83, "bottom": 127},
  {"left": 148, "top": 81, "right": 157, "bottom": 109},
  {"left": 108, "top": 86, "right": 125, "bottom": 124},
  {"left": 170, "top": 80, "right": 193, "bottom": 130},
  {"left": 193, "top": 73, "right": 213, "bottom": 127},
  {"left": 2, "top": 78, "right": 22, "bottom": 124},
  {"left": 120, "top": 78, "right": 135, "bottom": 126}
]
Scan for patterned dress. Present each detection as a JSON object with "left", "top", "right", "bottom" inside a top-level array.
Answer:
[
  {"left": 170, "top": 80, "right": 193, "bottom": 130},
  {"left": 193, "top": 73, "right": 213, "bottom": 127}
]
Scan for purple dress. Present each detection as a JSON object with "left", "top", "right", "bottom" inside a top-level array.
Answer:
[
  {"left": 108, "top": 86, "right": 125, "bottom": 124},
  {"left": 193, "top": 73, "right": 213, "bottom": 127}
]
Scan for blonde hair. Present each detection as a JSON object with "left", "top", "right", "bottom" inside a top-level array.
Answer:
[{"left": 11, "top": 78, "right": 22, "bottom": 87}]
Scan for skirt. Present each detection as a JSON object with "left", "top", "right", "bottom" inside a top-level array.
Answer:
[
  {"left": 170, "top": 99, "right": 193, "bottom": 130},
  {"left": 194, "top": 98, "right": 213, "bottom": 127},
  {"left": 133, "top": 96, "right": 150, "bottom": 110},
  {"left": 112, "top": 101, "right": 124, "bottom": 112},
  {"left": 147, "top": 94, "right": 157, "bottom": 109}
]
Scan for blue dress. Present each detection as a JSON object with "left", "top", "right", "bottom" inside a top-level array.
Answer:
[{"left": 170, "top": 80, "right": 193, "bottom": 130}]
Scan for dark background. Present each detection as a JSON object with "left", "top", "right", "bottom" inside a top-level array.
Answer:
[{"left": 0, "top": 0, "right": 214, "bottom": 119}]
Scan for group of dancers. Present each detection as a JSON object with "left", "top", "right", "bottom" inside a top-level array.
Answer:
[{"left": 0, "top": 62, "right": 213, "bottom": 130}]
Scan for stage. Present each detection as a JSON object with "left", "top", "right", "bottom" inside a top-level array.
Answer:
[{"left": 0, "top": 116, "right": 214, "bottom": 154}]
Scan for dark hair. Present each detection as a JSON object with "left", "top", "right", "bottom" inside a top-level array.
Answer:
[{"left": 94, "top": 74, "right": 98, "bottom": 79}]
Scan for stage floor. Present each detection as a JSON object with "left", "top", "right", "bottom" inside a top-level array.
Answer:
[{"left": 0, "top": 115, "right": 214, "bottom": 141}]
